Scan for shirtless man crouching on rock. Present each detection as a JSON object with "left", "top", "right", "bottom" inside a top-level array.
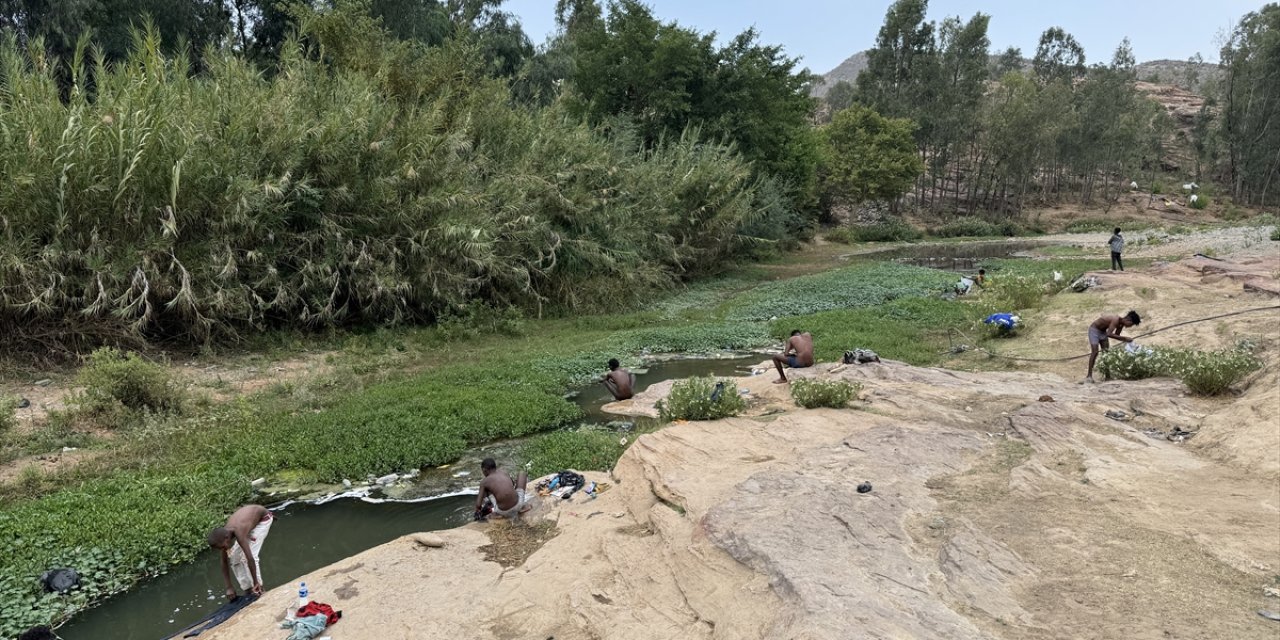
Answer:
[
  {"left": 475, "top": 458, "right": 531, "bottom": 522},
  {"left": 603, "top": 358, "right": 636, "bottom": 401},
  {"left": 772, "top": 330, "right": 814, "bottom": 384},
  {"left": 207, "top": 504, "right": 272, "bottom": 600}
]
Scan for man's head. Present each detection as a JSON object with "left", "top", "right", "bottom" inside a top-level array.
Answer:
[
  {"left": 978, "top": 269, "right": 986, "bottom": 276},
  {"left": 481, "top": 458, "right": 497, "bottom": 476},
  {"left": 1114, "top": 227, "right": 1122, "bottom": 234},
  {"left": 1122, "top": 310, "right": 1141, "bottom": 326},
  {"left": 608, "top": 358, "right": 620, "bottom": 371},
  {"left": 790, "top": 330, "right": 801, "bottom": 337},
  {"left": 207, "top": 527, "right": 234, "bottom": 550}
]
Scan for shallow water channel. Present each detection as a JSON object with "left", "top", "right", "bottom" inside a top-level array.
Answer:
[
  {"left": 55, "top": 354, "right": 766, "bottom": 639},
  {"left": 851, "top": 239, "right": 1050, "bottom": 272}
]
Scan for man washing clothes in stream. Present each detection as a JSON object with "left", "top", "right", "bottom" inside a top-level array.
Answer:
[
  {"left": 207, "top": 504, "right": 272, "bottom": 600},
  {"left": 475, "top": 458, "right": 531, "bottom": 522}
]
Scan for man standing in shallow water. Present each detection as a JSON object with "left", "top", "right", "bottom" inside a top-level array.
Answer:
[
  {"left": 1085, "top": 310, "right": 1141, "bottom": 383},
  {"left": 207, "top": 504, "right": 272, "bottom": 600},
  {"left": 772, "top": 330, "right": 814, "bottom": 384}
]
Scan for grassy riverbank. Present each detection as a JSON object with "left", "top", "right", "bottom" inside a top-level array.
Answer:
[{"left": 0, "top": 252, "right": 1115, "bottom": 634}]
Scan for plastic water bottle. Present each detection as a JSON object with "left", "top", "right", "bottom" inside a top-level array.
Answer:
[{"left": 297, "top": 582, "right": 309, "bottom": 608}]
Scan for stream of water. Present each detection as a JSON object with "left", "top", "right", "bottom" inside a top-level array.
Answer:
[
  {"left": 850, "top": 239, "right": 1050, "bottom": 272},
  {"left": 54, "top": 354, "right": 767, "bottom": 639}
]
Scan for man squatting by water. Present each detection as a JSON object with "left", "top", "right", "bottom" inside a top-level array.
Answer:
[
  {"left": 475, "top": 458, "right": 531, "bottom": 521},
  {"left": 773, "top": 330, "right": 814, "bottom": 384},
  {"left": 1085, "top": 310, "right": 1141, "bottom": 383},
  {"left": 207, "top": 504, "right": 273, "bottom": 600},
  {"left": 603, "top": 358, "right": 635, "bottom": 401}
]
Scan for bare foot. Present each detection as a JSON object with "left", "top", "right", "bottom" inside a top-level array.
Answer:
[{"left": 773, "top": 378, "right": 789, "bottom": 384}]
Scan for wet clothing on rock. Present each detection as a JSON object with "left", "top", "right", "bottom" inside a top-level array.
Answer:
[
  {"left": 281, "top": 614, "right": 328, "bottom": 640},
  {"left": 230, "top": 512, "right": 273, "bottom": 590},
  {"left": 843, "top": 349, "right": 880, "bottom": 364},
  {"left": 163, "top": 594, "right": 260, "bottom": 639}
]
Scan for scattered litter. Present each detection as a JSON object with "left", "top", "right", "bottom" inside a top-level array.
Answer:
[
  {"left": 39, "top": 568, "right": 80, "bottom": 594},
  {"left": 619, "top": 437, "right": 628, "bottom": 445},
  {"left": 1104, "top": 410, "right": 1131, "bottom": 422},
  {"left": 1258, "top": 610, "right": 1280, "bottom": 622},
  {"left": 1038, "top": 395, "right": 1054, "bottom": 402},
  {"left": 856, "top": 482, "right": 873, "bottom": 494},
  {"left": 983, "top": 313, "right": 1020, "bottom": 331},
  {"left": 34, "top": 379, "right": 51, "bottom": 387},
  {"left": 375, "top": 473, "right": 398, "bottom": 486},
  {"left": 1124, "top": 342, "right": 1153, "bottom": 356},
  {"left": 842, "top": 349, "right": 881, "bottom": 364},
  {"left": 452, "top": 471, "right": 471, "bottom": 478},
  {"left": 1052, "top": 270, "right": 1063, "bottom": 282},
  {"left": 739, "top": 387, "right": 750, "bottom": 396},
  {"left": 17, "top": 397, "right": 30, "bottom": 409},
  {"left": 1070, "top": 275, "right": 1101, "bottom": 292},
  {"left": 709, "top": 381, "right": 726, "bottom": 403},
  {"left": 1264, "top": 587, "right": 1280, "bottom": 598},
  {"left": 1141, "top": 429, "right": 1166, "bottom": 440},
  {"left": 251, "top": 478, "right": 266, "bottom": 488},
  {"left": 61, "top": 447, "right": 78, "bottom": 453},
  {"left": 1168, "top": 426, "right": 1196, "bottom": 443}
]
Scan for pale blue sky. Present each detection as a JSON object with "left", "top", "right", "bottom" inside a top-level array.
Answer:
[{"left": 502, "top": 0, "right": 1261, "bottom": 74}]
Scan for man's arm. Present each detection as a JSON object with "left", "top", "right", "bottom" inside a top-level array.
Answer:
[
  {"left": 220, "top": 550, "right": 235, "bottom": 598},
  {"left": 475, "top": 480, "right": 490, "bottom": 511},
  {"left": 234, "top": 531, "right": 261, "bottom": 593},
  {"left": 1106, "top": 321, "right": 1133, "bottom": 342}
]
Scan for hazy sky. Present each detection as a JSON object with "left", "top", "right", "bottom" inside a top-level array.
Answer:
[{"left": 502, "top": 0, "right": 1260, "bottom": 74}]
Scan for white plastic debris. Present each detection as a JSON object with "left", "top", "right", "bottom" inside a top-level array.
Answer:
[{"left": 376, "top": 473, "right": 398, "bottom": 486}]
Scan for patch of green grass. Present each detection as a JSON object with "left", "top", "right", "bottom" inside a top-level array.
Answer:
[
  {"left": 726, "top": 263, "right": 954, "bottom": 321},
  {"left": 847, "top": 221, "right": 924, "bottom": 242},
  {"left": 523, "top": 428, "right": 629, "bottom": 477},
  {"left": 771, "top": 297, "right": 988, "bottom": 367}
]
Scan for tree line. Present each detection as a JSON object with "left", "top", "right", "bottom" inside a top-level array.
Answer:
[
  {"left": 823, "top": 0, "right": 1280, "bottom": 214},
  {"left": 0, "top": 0, "right": 820, "bottom": 346}
]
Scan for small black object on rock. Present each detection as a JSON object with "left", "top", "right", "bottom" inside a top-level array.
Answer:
[
  {"left": 856, "top": 482, "right": 873, "bottom": 494},
  {"left": 17, "top": 397, "right": 30, "bottom": 409},
  {"left": 40, "top": 567, "right": 80, "bottom": 594}
]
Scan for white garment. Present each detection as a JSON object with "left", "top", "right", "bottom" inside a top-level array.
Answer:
[{"left": 229, "top": 513, "right": 273, "bottom": 590}]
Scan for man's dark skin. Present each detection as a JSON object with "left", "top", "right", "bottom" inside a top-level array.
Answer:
[
  {"left": 603, "top": 358, "right": 634, "bottom": 400},
  {"left": 772, "top": 330, "right": 815, "bottom": 384},
  {"left": 1086, "top": 313, "right": 1138, "bottom": 382},
  {"left": 475, "top": 460, "right": 528, "bottom": 518},
  {"left": 208, "top": 504, "right": 269, "bottom": 600}
]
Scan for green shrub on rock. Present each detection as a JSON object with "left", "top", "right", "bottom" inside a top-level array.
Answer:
[
  {"left": 791, "top": 378, "right": 860, "bottom": 408},
  {"left": 1098, "top": 346, "right": 1260, "bottom": 395},
  {"left": 657, "top": 376, "right": 746, "bottom": 421}
]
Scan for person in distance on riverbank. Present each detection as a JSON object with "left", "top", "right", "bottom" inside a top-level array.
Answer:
[
  {"left": 1108, "top": 227, "right": 1125, "bottom": 271},
  {"left": 772, "top": 330, "right": 814, "bottom": 384},
  {"left": 1084, "top": 311, "right": 1141, "bottom": 383},
  {"left": 475, "top": 458, "right": 530, "bottom": 521},
  {"left": 603, "top": 358, "right": 636, "bottom": 400},
  {"left": 207, "top": 504, "right": 272, "bottom": 600}
]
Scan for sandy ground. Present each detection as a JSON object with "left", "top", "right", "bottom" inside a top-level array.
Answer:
[{"left": 201, "top": 250, "right": 1280, "bottom": 640}]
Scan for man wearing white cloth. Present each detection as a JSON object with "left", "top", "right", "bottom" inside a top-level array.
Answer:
[{"left": 207, "top": 504, "right": 273, "bottom": 600}]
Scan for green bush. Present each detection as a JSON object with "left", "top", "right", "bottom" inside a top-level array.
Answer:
[
  {"left": 71, "top": 348, "right": 184, "bottom": 417},
  {"left": 437, "top": 303, "right": 526, "bottom": 342},
  {"left": 989, "top": 276, "right": 1051, "bottom": 310},
  {"left": 524, "top": 428, "right": 629, "bottom": 477},
  {"left": 850, "top": 221, "right": 924, "bottom": 242},
  {"left": 1271, "top": 227, "right": 1279, "bottom": 241},
  {"left": 0, "top": 395, "right": 16, "bottom": 434},
  {"left": 930, "top": 218, "right": 1025, "bottom": 238},
  {"left": 823, "top": 227, "right": 857, "bottom": 244},
  {"left": 1179, "top": 349, "right": 1262, "bottom": 395},
  {"left": 1098, "top": 346, "right": 1260, "bottom": 395},
  {"left": 657, "top": 376, "right": 747, "bottom": 421},
  {"left": 1190, "top": 195, "right": 1209, "bottom": 210},
  {"left": 791, "top": 378, "right": 861, "bottom": 409}
]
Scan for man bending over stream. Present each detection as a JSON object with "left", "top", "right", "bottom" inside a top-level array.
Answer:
[
  {"left": 207, "top": 504, "right": 272, "bottom": 600},
  {"left": 475, "top": 458, "right": 530, "bottom": 522},
  {"left": 772, "top": 330, "right": 814, "bottom": 384}
]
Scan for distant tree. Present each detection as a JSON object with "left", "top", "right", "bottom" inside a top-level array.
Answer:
[
  {"left": 855, "top": 0, "right": 936, "bottom": 119},
  {"left": 819, "top": 105, "right": 924, "bottom": 206},
  {"left": 1182, "top": 51, "right": 1203, "bottom": 90},
  {"left": 992, "top": 45, "right": 1023, "bottom": 76},
  {"left": 1031, "top": 26, "right": 1085, "bottom": 85},
  {"left": 825, "top": 80, "right": 856, "bottom": 112},
  {"left": 0, "top": 0, "right": 230, "bottom": 62},
  {"left": 1218, "top": 3, "right": 1280, "bottom": 205}
]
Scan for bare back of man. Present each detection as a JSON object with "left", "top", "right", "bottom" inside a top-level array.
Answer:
[
  {"left": 476, "top": 459, "right": 530, "bottom": 520},
  {"left": 1085, "top": 311, "right": 1140, "bottom": 382},
  {"left": 604, "top": 368, "right": 635, "bottom": 400},
  {"left": 773, "top": 331, "right": 815, "bottom": 383},
  {"left": 208, "top": 504, "right": 272, "bottom": 599}
]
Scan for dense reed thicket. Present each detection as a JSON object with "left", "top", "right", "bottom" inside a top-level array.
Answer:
[{"left": 0, "top": 17, "right": 791, "bottom": 347}]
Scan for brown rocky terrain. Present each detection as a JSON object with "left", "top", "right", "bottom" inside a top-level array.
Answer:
[{"left": 204, "top": 250, "right": 1280, "bottom": 640}]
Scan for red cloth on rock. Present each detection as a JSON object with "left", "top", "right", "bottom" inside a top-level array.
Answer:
[{"left": 296, "top": 601, "right": 341, "bottom": 626}]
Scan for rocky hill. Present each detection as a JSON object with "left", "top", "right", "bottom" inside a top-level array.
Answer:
[{"left": 812, "top": 51, "right": 1221, "bottom": 97}]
